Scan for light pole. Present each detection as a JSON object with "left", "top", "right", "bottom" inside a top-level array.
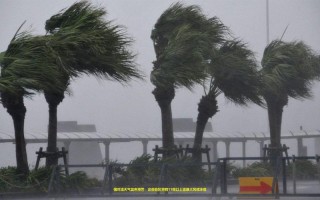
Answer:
[{"left": 266, "top": 0, "right": 270, "bottom": 45}]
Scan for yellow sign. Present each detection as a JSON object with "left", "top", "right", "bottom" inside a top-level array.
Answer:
[{"left": 239, "top": 177, "right": 275, "bottom": 194}]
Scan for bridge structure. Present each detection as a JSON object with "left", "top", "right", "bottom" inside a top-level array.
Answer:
[{"left": 0, "top": 120, "right": 319, "bottom": 167}]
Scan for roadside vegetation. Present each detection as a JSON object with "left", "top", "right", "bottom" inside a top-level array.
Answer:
[
  {"left": 113, "top": 154, "right": 212, "bottom": 187},
  {"left": 232, "top": 160, "right": 318, "bottom": 180},
  {"left": 0, "top": 166, "right": 100, "bottom": 193},
  {"left": 0, "top": 156, "right": 318, "bottom": 194}
]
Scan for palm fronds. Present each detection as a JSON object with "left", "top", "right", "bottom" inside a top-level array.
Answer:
[
  {"left": 45, "top": 1, "right": 143, "bottom": 82},
  {"left": 261, "top": 40, "right": 319, "bottom": 100},
  {"left": 208, "top": 40, "right": 262, "bottom": 105},
  {"left": 1, "top": 31, "right": 68, "bottom": 95},
  {"left": 0, "top": 52, "right": 4, "bottom": 62},
  {"left": 45, "top": 1, "right": 106, "bottom": 34},
  {"left": 1, "top": 1, "right": 143, "bottom": 96},
  {"left": 151, "top": 2, "right": 228, "bottom": 89}
]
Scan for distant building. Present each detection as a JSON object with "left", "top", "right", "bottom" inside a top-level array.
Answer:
[
  {"left": 57, "top": 121, "right": 96, "bottom": 132},
  {"left": 57, "top": 121, "right": 104, "bottom": 179},
  {"left": 173, "top": 118, "right": 212, "bottom": 132}
]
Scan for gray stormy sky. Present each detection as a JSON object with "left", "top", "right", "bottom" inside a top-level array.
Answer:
[{"left": 0, "top": 0, "right": 320, "bottom": 164}]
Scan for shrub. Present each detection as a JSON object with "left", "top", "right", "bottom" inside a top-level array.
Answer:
[
  {"left": 59, "top": 171, "right": 100, "bottom": 192},
  {"left": 0, "top": 166, "right": 51, "bottom": 192},
  {"left": 287, "top": 160, "right": 318, "bottom": 179},
  {"left": 232, "top": 162, "right": 272, "bottom": 178},
  {"left": 113, "top": 154, "right": 157, "bottom": 187},
  {"left": 113, "top": 154, "right": 209, "bottom": 187},
  {"left": 0, "top": 166, "right": 101, "bottom": 193}
]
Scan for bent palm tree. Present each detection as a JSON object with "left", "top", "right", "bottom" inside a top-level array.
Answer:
[
  {"left": 151, "top": 3, "right": 227, "bottom": 151},
  {"left": 0, "top": 31, "right": 67, "bottom": 175},
  {"left": 44, "top": 1, "right": 142, "bottom": 166},
  {"left": 260, "top": 40, "right": 319, "bottom": 158},
  {"left": 192, "top": 40, "right": 262, "bottom": 161}
]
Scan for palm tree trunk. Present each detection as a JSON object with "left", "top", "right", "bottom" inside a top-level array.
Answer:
[
  {"left": 152, "top": 86, "right": 175, "bottom": 151},
  {"left": 267, "top": 100, "right": 284, "bottom": 160},
  {"left": 159, "top": 102, "right": 174, "bottom": 149},
  {"left": 267, "top": 102, "right": 283, "bottom": 149},
  {"left": 193, "top": 113, "right": 209, "bottom": 161},
  {"left": 265, "top": 96, "right": 288, "bottom": 169},
  {"left": 46, "top": 102, "right": 58, "bottom": 166},
  {"left": 45, "top": 92, "right": 64, "bottom": 167},
  {"left": 2, "top": 94, "right": 29, "bottom": 175},
  {"left": 193, "top": 94, "right": 218, "bottom": 161}
]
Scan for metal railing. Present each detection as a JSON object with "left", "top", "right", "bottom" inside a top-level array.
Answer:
[
  {"left": 1, "top": 156, "right": 320, "bottom": 198},
  {"left": 47, "top": 161, "right": 218, "bottom": 197},
  {"left": 215, "top": 155, "right": 320, "bottom": 198}
]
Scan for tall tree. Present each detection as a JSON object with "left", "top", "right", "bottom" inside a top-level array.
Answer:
[
  {"left": 44, "top": 1, "right": 142, "bottom": 166},
  {"left": 0, "top": 31, "right": 66, "bottom": 175},
  {"left": 260, "top": 40, "right": 319, "bottom": 159},
  {"left": 192, "top": 40, "right": 262, "bottom": 161},
  {"left": 151, "top": 3, "right": 227, "bottom": 151}
]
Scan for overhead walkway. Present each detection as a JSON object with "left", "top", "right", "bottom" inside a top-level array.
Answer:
[{"left": 0, "top": 128, "right": 319, "bottom": 164}]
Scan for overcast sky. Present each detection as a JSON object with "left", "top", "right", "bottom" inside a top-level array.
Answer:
[{"left": 0, "top": 0, "right": 320, "bottom": 142}]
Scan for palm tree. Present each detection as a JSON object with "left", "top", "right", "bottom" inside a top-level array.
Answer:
[
  {"left": 0, "top": 1, "right": 142, "bottom": 170},
  {"left": 0, "top": 31, "right": 67, "bottom": 175},
  {"left": 192, "top": 40, "right": 262, "bottom": 161},
  {"left": 260, "top": 40, "right": 319, "bottom": 159},
  {"left": 151, "top": 3, "right": 227, "bottom": 151},
  {"left": 44, "top": 1, "right": 142, "bottom": 166}
]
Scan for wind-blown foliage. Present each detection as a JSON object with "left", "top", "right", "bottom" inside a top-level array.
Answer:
[
  {"left": 0, "top": 0, "right": 143, "bottom": 170},
  {"left": 192, "top": 40, "right": 262, "bottom": 161},
  {"left": 151, "top": 3, "right": 228, "bottom": 150},
  {"left": 43, "top": 1, "right": 142, "bottom": 166},
  {"left": 151, "top": 3, "right": 227, "bottom": 88},
  {"left": 261, "top": 40, "right": 318, "bottom": 100},
  {"left": 259, "top": 40, "right": 319, "bottom": 158},
  {"left": 45, "top": 1, "right": 141, "bottom": 81},
  {"left": 206, "top": 40, "right": 261, "bottom": 105},
  {"left": 1, "top": 32, "right": 67, "bottom": 94},
  {"left": 0, "top": 30, "right": 70, "bottom": 175}
]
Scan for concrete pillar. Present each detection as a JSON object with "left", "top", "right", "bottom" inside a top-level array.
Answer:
[
  {"left": 142, "top": 140, "right": 148, "bottom": 155},
  {"left": 103, "top": 141, "right": 110, "bottom": 163},
  {"left": 242, "top": 141, "right": 246, "bottom": 167},
  {"left": 212, "top": 141, "right": 218, "bottom": 161},
  {"left": 297, "top": 138, "right": 303, "bottom": 156},
  {"left": 225, "top": 141, "right": 231, "bottom": 158},
  {"left": 259, "top": 140, "right": 265, "bottom": 157}
]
